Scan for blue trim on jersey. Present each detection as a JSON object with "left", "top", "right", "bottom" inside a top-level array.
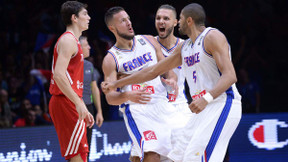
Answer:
[
  {"left": 181, "top": 39, "right": 189, "bottom": 51},
  {"left": 125, "top": 104, "right": 144, "bottom": 161},
  {"left": 183, "top": 87, "right": 187, "bottom": 100},
  {"left": 204, "top": 87, "right": 234, "bottom": 161},
  {"left": 107, "top": 51, "right": 119, "bottom": 72},
  {"left": 141, "top": 35, "right": 156, "bottom": 50},
  {"left": 202, "top": 28, "right": 215, "bottom": 58},
  {"left": 157, "top": 37, "right": 179, "bottom": 54},
  {"left": 113, "top": 37, "right": 136, "bottom": 52}
]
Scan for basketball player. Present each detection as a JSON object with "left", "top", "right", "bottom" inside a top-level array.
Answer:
[
  {"left": 102, "top": 3, "right": 242, "bottom": 162},
  {"left": 102, "top": 6, "right": 182, "bottom": 162},
  {"left": 79, "top": 36, "right": 104, "bottom": 156},
  {"left": 49, "top": 1, "right": 94, "bottom": 162},
  {"left": 155, "top": 4, "right": 192, "bottom": 130},
  {"left": 129, "top": 5, "right": 193, "bottom": 162}
]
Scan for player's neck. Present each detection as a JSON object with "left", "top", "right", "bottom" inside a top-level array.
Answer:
[
  {"left": 66, "top": 26, "right": 82, "bottom": 40},
  {"left": 190, "top": 25, "right": 206, "bottom": 43},
  {"left": 115, "top": 37, "right": 134, "bottom": 50},
  {"left": 157, "top": 34, "right": 177, "bottom": 50}
]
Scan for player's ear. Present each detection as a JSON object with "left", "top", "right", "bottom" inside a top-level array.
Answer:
[
  {"left": 174, "top": 19, "right": 178, "bottom": 27},
  {"left": 71, "top": 14, "right": 78, "bottom": 23},
  {"left": 186, "top": 17, "right": 193, "bottom": 26},
  {"left": 108, "top": 25, "right": 115, "bottom": 32}
]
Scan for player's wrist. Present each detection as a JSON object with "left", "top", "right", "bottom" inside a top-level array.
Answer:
[{"left": 203, "top": 92, "right": 214, "bottom": 103}]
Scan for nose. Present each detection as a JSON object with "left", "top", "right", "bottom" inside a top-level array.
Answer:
[{"left": 127, "top": 20, "right": 132, "bottom": 26}]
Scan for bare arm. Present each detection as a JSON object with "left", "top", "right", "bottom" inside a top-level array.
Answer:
[
  {"left": 91, "top": 80, "right": 104, "bottom": 127},
  {"left": 145, "top": 35, "right": 177, "bottom": 81},
  {"left": 205, "top": 30, "right": 237, "bottom": 99},
  {"left": 189, "top": 30, "right": 237, "bottom": 114},
  {"left": 102, "top": 53, "right": 151, "bottom": 105},
  {"left": 53, "top": 35, "right": 94, "bottom": 126}
]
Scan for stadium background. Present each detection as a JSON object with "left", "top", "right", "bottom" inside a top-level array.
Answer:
[{"left": 0, "top": 0, "right": 288, "bottom": 161}]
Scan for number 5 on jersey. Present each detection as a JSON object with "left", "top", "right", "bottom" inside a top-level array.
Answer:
[{"left": 193, "top": 71, "right": 197, "bottom": 83}]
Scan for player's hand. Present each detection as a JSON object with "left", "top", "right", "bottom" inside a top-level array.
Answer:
[
  {"left": 86, "top": 112, "right": 95, "bottom": 128},
  {"left": 101, "top": 81, "right": 116, "bottom": 94},
  {"left": 161, "top": 77, "right": 179, "bottom": 98},
  {"left": 127, "top": 89, "right": 152, "bottom": 104},
  {"left": 76, "top": 101, "right": 95, "bottom": 127},
  {"left": 95, "top": 112, "right": 104, "bottom": 128},
  {"left": 76, "top": 101, "right": 89, "bottom": 120},
  {"left": 189, "top": 97, "right": 208, "bottom": 114}
]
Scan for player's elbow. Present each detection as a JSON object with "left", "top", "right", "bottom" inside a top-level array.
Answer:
[
  {"left": 53, "top": 72, "right": 64, "bottom": 83},
  {"left": 233, "top": 76, "right": 238, "bottom": 84},
  {"left": 106, "top": 98, "right": 114, "bottom": 105},
  {"left": 106, "top": 98, "right": 120, "bottom": 106},
  {"left": 230, "top": 73, "right": 237, "bottom": 84},
  {"left": 105, "top": 94, "right": 121, "bottom": 106}
]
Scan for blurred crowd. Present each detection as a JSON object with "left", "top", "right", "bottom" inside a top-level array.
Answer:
[{"left": 0, "top": 0, "right": 287, "bottom": 128}]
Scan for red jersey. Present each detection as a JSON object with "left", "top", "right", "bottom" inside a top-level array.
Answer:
[{"left": 49, "top": 31, "right": 84, "bottom": 97}]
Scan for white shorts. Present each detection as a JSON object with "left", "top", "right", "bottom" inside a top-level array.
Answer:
[
  {"left": 128, "top": 102, "right": 193, "bottom": 161},
  {"left": 168, "top": 98, "right": 242, "bottom": 162},
  {"left": 169, "top": 102, "right": 194, "bottom": 148},
  {"left": 123, "top": 101, "right": 177, "bottom": 160}
]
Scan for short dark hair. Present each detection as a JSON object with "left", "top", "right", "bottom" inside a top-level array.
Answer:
[
  {"left": 182, "top": 3, "right": 206, "bottom": 26},
  {"left": 79, "top": 35, "right": 87, "bottom": 42},
  {"left": 157, "top": 4, "right": 177, "bottom": 19},
  {"left": 61, "top": 1, "right": 88, "bottom": 26},
  {"left": 104, "top": 6, "right": 125, "bottom": 26}
]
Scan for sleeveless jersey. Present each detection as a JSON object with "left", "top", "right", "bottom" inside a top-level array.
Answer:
[
  {"left": 156, "top": 37, "right": 187, "bottom": 104},
  {"left": 181, "top": 27, "right": 241, "bottom": 102},
  {"left": 49, "top": 31, "right": 84, "bottom": 97},
  {"left": 108, "top": 35, "right": 168, "bottom": 104}
]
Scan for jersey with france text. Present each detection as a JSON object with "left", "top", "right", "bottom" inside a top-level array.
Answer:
[
  {"left": 49, "top": 31, "right": 84, "bottom": 97},
  {"left": 181, "top": 27, "right": 241, "bottom": 102},
  {"left": 108, "top": 35, "right": 168, "bottom": 104},
  {"left": 156, "top": 36, "right": 187, "bottom": 104}
]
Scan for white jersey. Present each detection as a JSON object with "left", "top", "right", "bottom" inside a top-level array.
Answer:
[
  {"left": 108, "top": 35, "right": 168, "bottom": 104},
  {"left": 181, "top": 27, "right": 241, "bottom": 102},
  {"left": 157, "top": 37, "right": 187, "bottom": 104}
]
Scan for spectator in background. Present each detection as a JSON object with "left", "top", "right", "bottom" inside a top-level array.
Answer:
[
  {"left": 25, "top": 76, "right": 43, "bottom": 106},
  {"left": 8, "top": 76, "right": 24, "bottom": 117},
  {"left": 0, "top": 71, "right": 8, "bottom": 91},
  {"left": 0, "top": 89, "right": 12, "bottom": 128},
  {"left": 79, "top": 35, "right": 104, "bottom": 152},
  {"left": 13, "top": 109, "right": 36, "bottom": 127},
  {"left": 237, "top": 68, "right": 261, "bottom": 113},
  {"left": 33, "top": 104, "right": 52, "bottom": 125}
]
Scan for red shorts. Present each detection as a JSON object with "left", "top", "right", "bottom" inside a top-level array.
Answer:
[{"left": 49, "top": 95, "right": 88, "bottom": 161}]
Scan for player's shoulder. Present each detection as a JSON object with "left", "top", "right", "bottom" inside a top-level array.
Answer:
[
  {"left": 103, "top": 50, "right": 117, "bottom": 65},
  {"left": 140, "top": 35, "right": 159, "bottom": 48},
  {"left": 58, "top": 33, "right": 76, "bottom": 45},
  {"left": 206, "top": 28, "right": 226, "bottom": 42}
]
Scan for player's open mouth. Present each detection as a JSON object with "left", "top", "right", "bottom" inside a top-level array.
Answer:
[{"left": 159, "top": 27, "right": 165, "bottom": 32}]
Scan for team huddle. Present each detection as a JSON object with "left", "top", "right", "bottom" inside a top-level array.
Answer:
[{"left": 49, "top": 1, "right": 242, "bottom": 162}]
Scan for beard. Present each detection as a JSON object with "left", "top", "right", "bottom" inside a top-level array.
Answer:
[
  {"left": 116, "top": 28, "right": 134, "bottom": 40},
  {"left": 158, "top": 26, "right": 174, "bottom": 39},
  {"left": 178, "top": 23, "right": 188, "bottom": 36}
]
